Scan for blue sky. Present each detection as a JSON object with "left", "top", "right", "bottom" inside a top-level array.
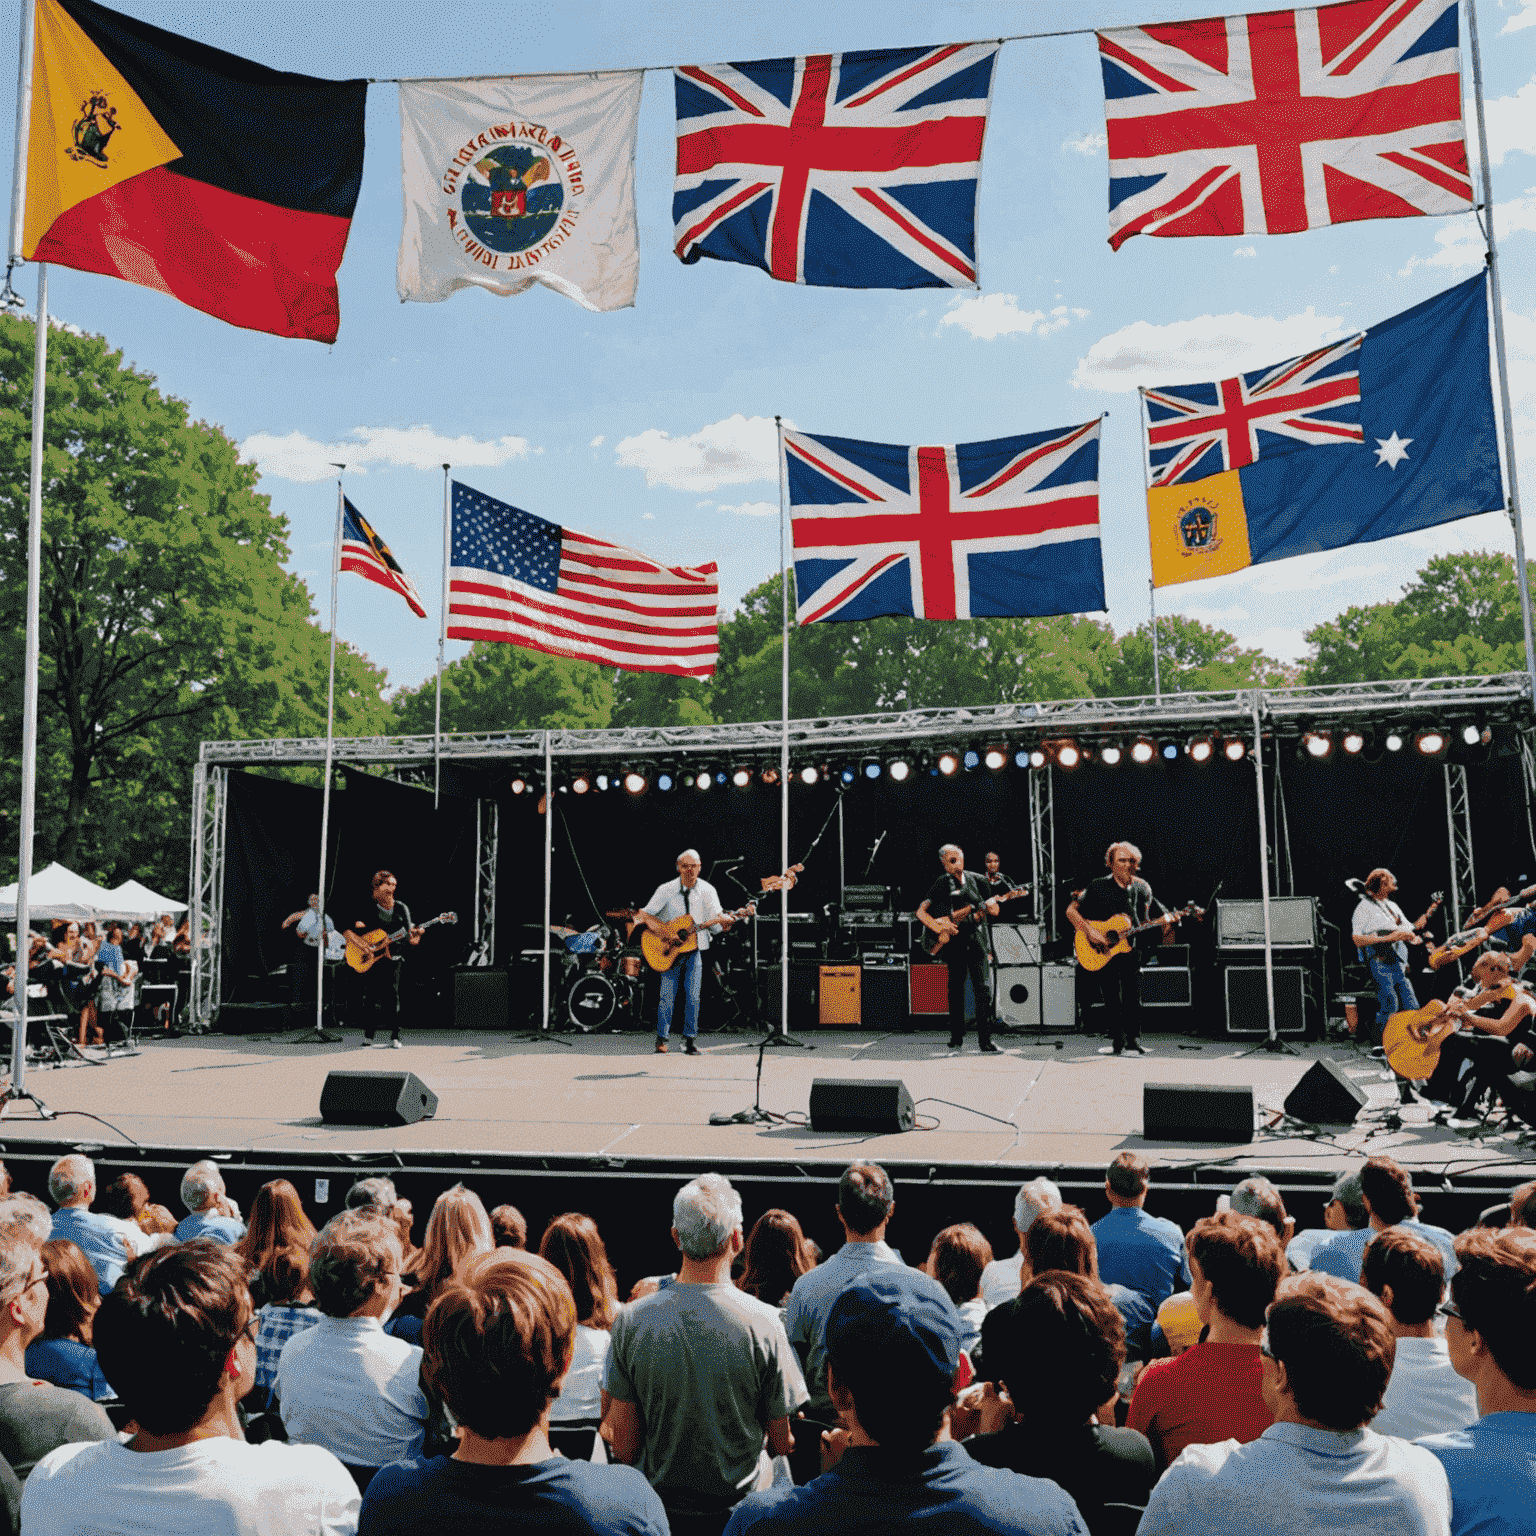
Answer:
[{"left": 6, "top": 0, "right": 1535, "bottom": 695}]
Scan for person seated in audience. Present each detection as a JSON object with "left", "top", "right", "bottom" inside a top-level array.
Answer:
[
  {"left": 1287, "top": 1169, "right": 1368, "bottom": 1272},
  {"left": 489, "top": 1204, "right": 527, "bottom": 1249},
  {"left": 0, "top": 1225, "right": 113, "bottom": 1481},
  {"left": 1127, "top": 1211, "right": 1285, "bottom": 1470},
  {"left": 387, "top": 1183, "right": 493, "bottom": 1346},
  {"left": 23, "top": 1241, "right": 110, "bottom": 1402},
  {"left": 275, "top": 1209, "right": 429, "bottom": 1487},
  {"left": 538, "top": 1212, "right": 619, "bottom": 1461},
  {"left": 979, "top": 1176, "right": 1061, "bottom": 1311},
  {"left": 1155, "top": 1291, "right": 1202, "bottom": 1356},
  {"left": 1229, "top": 1177, "right": 1294, "bottom": 1248},
  {"left": 722, "top": 1265, "right": 1085, "bottom": 1536},
  {"left": 922, "top": 1223, "right": 990, "bottom": 1356},
  {"left": 19, "top": 1240, "right": 359, "bottom": 1535},
  {"left": 0, "top": 1193, "right": 51, "bottom": 1245},
  {"left": 236, "top": 1180, "right": 323, "bottom": 1408},
  {"left": 1137, "top": 1273, "right": 1451, "bottom": 1536},
  {"left": 1420, "top": 1226, "right": 1536, "bottom": 1535},
  {"left": 345, "top": 1177, "right": 398, "bottom": 1214},
  {"left": 736, "top": 1209, "right": 817, "bottom": 1314},
  {"left": 1309, "top": 1155, "right": 1457, "bottom": 1282},
  {"left": 174, "top": 1160, "right": 245, "bottom": 1245},
  {"left": 44, "top": 1155, "right": 147, "bottom": 1296},
  {"left": 1091, "top": 1153, "right": 1191, "bottom": 1311},
  {"left": 961, "top": 1270, "right": 1155, "bottom": 1532},
  {"left": 606, "top": 1173, "right": 806, "bottom": 1534},
  {"left": 358, "top": 1248, "right": 665, "bottom": 1536}
]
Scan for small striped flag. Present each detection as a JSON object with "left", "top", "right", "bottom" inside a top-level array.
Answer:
[
  {"left": 446, "top": 481, "right": 719, "bottom": 677},
  {"left": 340, "top": 498, "right": 427, "bottom": 618}
]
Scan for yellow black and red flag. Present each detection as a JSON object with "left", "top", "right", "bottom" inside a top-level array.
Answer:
[{"left": 22, "top": 0, "right": 366, "bottom": 342}]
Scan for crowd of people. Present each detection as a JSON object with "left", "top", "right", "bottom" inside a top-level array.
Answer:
[{"left": 0, "top": 1148, "right": 1529, "bottom": 1534}]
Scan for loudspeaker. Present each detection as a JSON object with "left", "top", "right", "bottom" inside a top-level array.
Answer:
[
  {"left": 1139, "top": 967, "right": 1193, "bottom": 1007},
  {"left": 320, "top": 1070, "right": 439, "bottom": 1126},
  {"left": 453, "top": 968, "right": 508, "bottom": 1029},
  {"left": 1041, "top": 963, "right": 1079, "bottom": 1030},
  {"left": 819, "top": 966, "right": 861, "bottom": 1025},
  {"left": 1215, "top": 896, "right": 1319, "bottom": 949},
  {"left": 995, "top": 964, "right": 1042, "bottom": 1028},
  {"left": 859, "top": 962, "right": 910, "bottom": 1030},
  {"left": 909, "top": 962, "right": 949, "bottom": 1016},
  {"left": 1283, "top": 1058, "right": 1369, "bottom": 1125},
  {"left": 1224, "top": 966, "right": 1313, "bottom": 1036},
  {"left": 809, "top": 1077, "right": 915, "bottom": 1133},
  {"left": 1144, "top": 1082, "right": 1255, "bottom": 1143},
  {"left": 759, "top": 964, "right": 819, "bottom": 1027}
]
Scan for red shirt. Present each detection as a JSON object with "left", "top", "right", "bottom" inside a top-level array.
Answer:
[{"left": 1127, "top": 1340, "right": 1274, "bottom": 1469}]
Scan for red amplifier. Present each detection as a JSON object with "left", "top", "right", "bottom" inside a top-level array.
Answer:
[{"left": 909, "top": 962, "right": 949, "bottom": 1016}]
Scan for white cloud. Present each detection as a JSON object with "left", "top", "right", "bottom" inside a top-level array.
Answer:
[
  {"left": 1249, "top": 553, "right": 1391, "bottom": 594},
  {"left": 1398, "top": 188, "right": 1536, "bottom": 275},
  {"left": 1503, "top": 0, "right": 1536, "bottom": 31},
  {"left": 1178, "top": 604, "right": 1251, "bottom": 628},
  {"left": 718, "top": 500, "right": 778, "bottom": 517},
  {"left": 243, "top": 424, "right": 532, "bottom": 483},
  {"left": 1235, "top": 626, "right": 1308, "bottom": 662},
  {"left": 941, "top": 293, "right": 1088, "bottom": 340},
  {"left": 1486, "top": 80, "right": 1536, "bottom": 164},
  {"left": 1234, "top": 246, "right": 1257, "bottom": 259},
  {"left": 613, "top": 413, "right": 777, "bottom": 492},
  {"left": 1072, "top": 306, "right": 1350, "bottom": 392},
  {"left": 589, "top": 434, "right": 605, "bottom": 448},
  {"left": 641, "top": 512, "right": 655, "bottom": 520},
  {"left": 1063, "top": 131, "right": 1106, "bottom": 155}
]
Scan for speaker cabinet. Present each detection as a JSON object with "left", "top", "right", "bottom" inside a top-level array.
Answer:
[
  {"left": 1215, "top": 896, "right": 1319, "bottom": 949},
  {"left": 1144, "top": 1082, "right": 1254, "bottom": 1143},
  {"left": 1224, "top": 965, "right": 1314, "bottom": 1036},
  {"left": 819, "top": 966, "right": 861, "bottom": 1025},
  {"left": 995, "top": 964, "right": 1042, "bottom": 1028},
  {"left": 859, "top": 960, "right": 910, "bottom": 1031},
  {"left": 320, "top": 1070, "right": 439, "bottom": 1127},
  {"left": 1042, "top": 963, "right": 1079, "bottom": 1030},
  {"left": 993, "top": 924, "right": 1043, "bottom": 966},
  {"left": 909, "top": 962, "right": 949, "bottom": 1016},
  {"left": 809, "top": 1077, "right": 915, "bottom": 1133},
  {"left": 1283, "top": 1059, "right": 1369, "bottom": 1125},
  {"left": 453, "top": 968, "right": 508, "bottom": 1029},
  {"left": 759, "top": 964, "right": 820, "bottom": 1027},
  {"left": 1139, "top": 967, "right": 1193, "bottom": 1007}
]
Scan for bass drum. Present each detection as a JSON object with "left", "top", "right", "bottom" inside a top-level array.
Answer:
[{"left": 567, "top": 973, "right": 618, "bottom": 1030}]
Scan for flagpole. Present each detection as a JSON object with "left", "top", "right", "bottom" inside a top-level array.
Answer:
[
  {"left": 1148, "top": 580, "right": 1162, "bottom": 699},
  {"left": 1467, "top": 0, "right": 1536, "bottom": 711},
  {"left": 435, "top": 464, "right": 450, "bottom": 807},
  {"left": 1135, "top": 393, "right": 1164, "bottom": 700},
  {"left": 542, "top": 731, "right": 553, "bottom": 1033}
]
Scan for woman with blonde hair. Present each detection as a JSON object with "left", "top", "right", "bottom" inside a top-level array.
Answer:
[
  {"left": 387, "top": 1182, "right": 493, "bottom": 1345},
  {"left": 538, "top": 1212, "right": 619, "bottom": 1458}
]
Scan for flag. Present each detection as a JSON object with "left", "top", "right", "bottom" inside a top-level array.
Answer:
[
  {"left": 672, "top": 44, "right": 998, "bottom": 288},
  {"left": 446, "top": 482, "right": 719, "bottom": 676},
  {"left": 398, "top": 72, "right": 643, "bottom": 313},
  {"left": 340, "top": 499, "right": 427, "bottom": 618},
  {"left": 1147, "top": 274, "right": 1502, "bottom": 588},
  {"left": 22, "top": 0, "right": 365, "bottom": 341},
  {"left": 785, "top": 421, "right": 1105, "bottom": 623},
  {"left": 1098, "top": 0, "right": 1472, "bottom": 250}
]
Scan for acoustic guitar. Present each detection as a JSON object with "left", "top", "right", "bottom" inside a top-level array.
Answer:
[
  {"left": 640, "top": 904, "right": 756, "bottom": 972},
  {"left": 1074, "top": 905, "right": 1204, "bottom": 973},
  {"left": 921, "top": 887, "right": 1028, "bottom": 956},
  {"left": 1381, "top": 998, "right": 1465, "bottom": 1080},
  {"left": 345, "top": 912, "right": 457, "bottom": 974}
]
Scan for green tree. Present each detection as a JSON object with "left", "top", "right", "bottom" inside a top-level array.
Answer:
[
  {"left": 392, "top": 642, "right": 613, "bottom": 734},
  {"left": 1106, "top": 613, "right": 1298, "bottom": 695},
  {"left": 610, "top": 669, "right": 713, "bottom": 728}
]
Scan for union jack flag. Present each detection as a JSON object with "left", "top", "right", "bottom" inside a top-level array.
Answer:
[
  {"left": 1144, "top": 333, "right": 1364, "bottom": 486},
  {"left": 340, "top": 498, "right": 427, "bottom": 617},
  {"left": 785, "top": 421, "right": 1105, "bottom": 623},
  {"left": 1099, "top": 0, "right": 1472, "bottom": 250},
  {"left": 672, "top": 44, "right": 998, "bottom": 288}
]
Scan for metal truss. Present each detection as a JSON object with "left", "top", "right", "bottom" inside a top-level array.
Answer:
[
  {"left": 1029, "top": 768, "right": 1056, "bottom": 942},
  {"left": 1444, "top": 763, "right": 1479, "bottom": 974},
  {"left": 188, "top": 763, "right": 228, "bottom": 1028},
  {"left": 469, "top": 800, "right": 498, "bottom": 966}
]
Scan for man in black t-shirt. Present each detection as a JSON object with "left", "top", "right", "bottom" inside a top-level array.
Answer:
[
  {"left": 351, "top": 869, "right": 421, "bottom": 1048},
  {"left": 917, "top": 845, "right": 1001, "bottom": 1054}
]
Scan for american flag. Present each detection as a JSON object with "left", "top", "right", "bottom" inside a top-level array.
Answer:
[
  {"left": 340, "top": 498, "right": 427, "bottom": 618},
  {"left": 1099, "top": 0, "right": 1472, "bottom": 250},
  {"left": 786, "top": 422, "right": 1105, "bottom": 623},
  {"left": 1144, "top": 332, "right": 1364, "bottom": 486},
  {"left": 446, "top": 482, "right": 720, "bottom": 677},
  {"left": 672, "top": 44, "right": 998, "bottom": 288}
]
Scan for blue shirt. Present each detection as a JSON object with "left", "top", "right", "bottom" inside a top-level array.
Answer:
[
  {"left": 175, "top": 1210, "right": 246, "bottom": 1245},
  {"left": 1421, "top": 1412, "right": 1536, "bottom": 1536},
  {"left": 1308, "top": 1218, "right": 1459, "bottom": 1284},
  {"left": 48, "top": 1207, "right": 135, "bottom": 1295},
  {"left": 24, "top": 1337, "right": 111, "bottom": 1402},
  {"left": 1090, "top": 1207, "right": 1191, "bottom": 1307},
  {"left": 784, "top": 1240, "right": 906, "bottom": 1418}
]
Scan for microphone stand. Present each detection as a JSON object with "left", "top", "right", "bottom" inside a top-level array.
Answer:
[{"left": 709, "top": 1033, "right": 777, "bottom": 1126}]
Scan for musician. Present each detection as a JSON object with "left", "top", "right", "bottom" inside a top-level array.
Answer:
[
  {"left": 280, "top": 894, "right": 337, "bottom": 1028},
  {"left": 352, "top": 870, "right": 421, "bottom": 1048},
  {"left": 1351, "top": 869, "right": 1428, "bottom": 1033},
  {"left": 1474, "top": 882, "right": 1536, "bottom": 972},
  {"left": 982, "top": 852, "right": 1019, "bottom": 896},
  {"left": 1066, "top": 842, "right": 1171, "bottom": 1057},
  {"left": 1422, "top": 952, "right": 1536, "bottom": 1118},
  {"left": 638, "top": 849, "right": 732, "bottom": 1056},
  {"left": 917, "top": 845, "right": 1000, "bottom": 1053}
]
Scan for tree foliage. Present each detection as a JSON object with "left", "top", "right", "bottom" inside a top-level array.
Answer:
[
  {"left": 1107, "top": 613, "right": 1298, "bottom": 696},
  {"left": 392, "top": 642, "right": 613, "bottom": 734}
]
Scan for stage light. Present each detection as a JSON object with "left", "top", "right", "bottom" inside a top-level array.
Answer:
[
  {"left": 1223, "top": 738, "right": 1247, "bottom": 762},
  {"left": 1131, "top": 738, "right": 1156, "bottom": 765},
  {"left": 510, "top": 776, "right": 528, "bottom": 795},
  {"left": 1100, "top": 745, "right": 1123, "bottom": 766},
  {"left": 1385, "top": 731, "right": 1404, "bottom": 753},
  {"left": 1188, "top": 736, "right": 1214, "bottom": 763},
  {"left": 799, "top": 765, "right": 819, "bottom": 785},
  {"left": 657, "top": 772, "right": 675, "bottom": 792},
  {"left": 1461, "top": 723, "right": 1482, "bottom": 746},
  {"left": 863, "top": 759, "right": 882, "bottom": 780},
  {"left": 715, "top": 770, "right": 728, "bottom": 785},
  {"left": 695, "top": 771, "right": 712, "bottom": 790},
  {"left": 1414, "top": 728, "right": 1448, "bottom": 758},
  {"left": 1302, "top": 731, "right": 1333, "bottom": 760},
  {"left": 1014, "top": 749, "right": 1030, "bottom": 769},
  {"left": 731, "top": 767, "right": 752, "bottom": 788},
  {"left": 1057, "top": 743, "right": 1081, "bottom": 769},
  {"left": 984, "top": 746, "right": 1008, "bottom": 770},
  {"left": 1341, "top": 730, "right": 1366, "bottom": 755},
  {"left": 888, "top": 759, "right": 910, "bottom": 782},
  {"left": 623, "top": 771, "right": 647, "bottom": 795},
  {"left": 963, "top": 749, "right": 980, "bottom": 770},
  {"left": 572, "top": 773, "right": 591, "bottom": 795},
  {"left": 595, "top": 773, "right": 611, "bottom": 792},
  {"left": 938, "top": 752, "right": 960, "bottom": 776},
  {"left": 840, "top": 764, "right": 857, "bottom": 785},
  {"left": 1029, "top": 748, "right": 1047, "bottom": 769},
  {"left": 761, "top": 767, "right": 779, "bottom": 786},
  {"left": 1160, "top": 741, "right": 1179, "bottom": 761}
]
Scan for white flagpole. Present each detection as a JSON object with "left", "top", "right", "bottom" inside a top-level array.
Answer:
[
  {"left": 1149, "top": 580, "right": 1162, "bottom": 699},
  {"left": 542, "top": 731, "right": 553, "bottom": 1033},
  {"left": 779, "top": 419, "right": 790, "bottom": 1041},
  {"left": 1136, "top": 394, "right": 1163, "bottom": 699},
  {"left": 435, "top": 465, "right": 451, "bottom": 807}
]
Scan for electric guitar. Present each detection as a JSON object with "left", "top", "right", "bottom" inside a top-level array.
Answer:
[
  {"left": 1074, "top": 905, "right": 1204, "bottom": 973},
  {"left": 1428, "top": 891, "right": 1525, "bottom": 970},
  {"left": 1355, "top": 891, "right": 1444, "bottom": 964},
  {"left": 921, "top": 887, "right": 1029, "bottom": 956},
  {"left": 345, "top": 912, "right": 457, "bottom": 974},
  {"left": 641, "top": 904, "right": 756, "bottom": 972}
]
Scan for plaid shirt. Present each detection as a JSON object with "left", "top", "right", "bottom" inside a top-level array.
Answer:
[{"left": 255, "top": 1302, "right": 323, "bottom": 1397}]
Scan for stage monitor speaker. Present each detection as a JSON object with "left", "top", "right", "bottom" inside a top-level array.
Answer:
[
  {"left": 1144, "top": 1082, "right": 1254, "bottom": 1143},
  {"left": 320, "top": 1070, "right": 439, "bottom": 1127},
  {"left": 859, "top": 961, "right": 910, "bottom": 1030},
  {"left": 809, "top": 1077, "right": 915, "bottom": 1133},
  {"left": 1283, "top": 1059, "right": 1368, "bottom": 1125},
  {"left": 1215, "top": 896, "right": 1319, "bottom": 949},
  {"left": 1139, "top": 966, "right": 1193, "bottom": 1007},
  {"left": 909, "top": 962, "right": 949, "bottom": 1016},
  {"left": 453, "top": 968, "right": 508, "bottom": 1029},
  {"left": 1224, "top": 965, "right": 1312, "bottom": 1036},
  {"left": 996, "top": 964, "right": 1042, "bottom": 1028}
]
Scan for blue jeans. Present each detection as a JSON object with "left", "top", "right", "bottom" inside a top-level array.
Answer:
[
  {"left": 1367, "top": 950, "right": 1417, "bottom": 1028},
  {"left": 657, "top": 949, "right": 702, "bottom": 1040}
]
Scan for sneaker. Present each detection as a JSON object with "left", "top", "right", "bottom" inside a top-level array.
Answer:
[
  {"left": 1127, "top": 1043, "right": 1150, "bottom": 1056},
  {"left": 655, "top": 1039, "right": 668, "bottom": 1054},
  {"left": 1098, "top": 1045, "right": 1123, "bottom": 1056},
  {"left": 979, "top": 1042, "right": 1001, "bottom": 1054},
  {"left": 390, "top": 1038, "right": 402, "bottom": 1050},
  {"left": 683, "top": 1040, "right": 699, "bottom": 1056},
  {"left": 947, "top": 1039, "right": 963, "bottom": 1052}
]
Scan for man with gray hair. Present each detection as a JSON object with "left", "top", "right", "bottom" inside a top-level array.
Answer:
[
  {"left": 175, "top": 1160, "right": 245, "bottom": 1245},
  {"left": 606, "top": 1173, "right": 805, "bottom": 1530},
  {"left": 638, "top": 850, "right": 736, "bottom": 1055},
  {"left": 1230, "top": 1177, "right": 1294, "bottom": 1246},
  {"left": 46, "top": 1155, "right": 147, "bottom": 1295},
  {"left": 980, "top": 1177, "right": 1063, "bottom": 1310},
  {"left": 344, "top": 1177, "right": 398, "bottom": 1213},
  {"left": 916, "top": 845, "right": 1001, "bottom": 1053},
  {"left": 1286, "top": 1170, "right": 1367, "bottom": 1271}
]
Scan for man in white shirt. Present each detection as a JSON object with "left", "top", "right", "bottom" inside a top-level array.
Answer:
[
  {"left": 21, "top": 1240, "right": 358, "bottom": 1536},
  {"left": 281, "top": 894, "right": 339, "bottom": 1028},
  {"left": 979, "top": 1177, "right": 1061, "bottom": 1311},
  {"left": 638, "top": 848, "right": 735, "bottom": 1056},
  {"left": 1352, "top": 868, "right": 1429, "bottom": 1039}
]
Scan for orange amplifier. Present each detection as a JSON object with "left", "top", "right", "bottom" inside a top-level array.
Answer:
[{"left": 818, "top": 965, "right": 861, "bottom": 1025}]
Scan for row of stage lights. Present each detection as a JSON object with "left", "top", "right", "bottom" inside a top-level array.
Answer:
[{"left": 1299, "top": 723, "right": 1490, "bottom": 760}]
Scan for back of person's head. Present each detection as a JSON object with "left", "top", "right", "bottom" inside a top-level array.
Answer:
[
  {"left": 47, "top": 1154, "right": 93, "bottom": 1208},
  {"left": 673, "top": 1172, "right": 742, "bottom": 1260},
  {"left": 422, "top": 1248, "right": 575, "bottom": 1440},
  {"left": 1510, "top": 1181, "right": 1536, "bottom": 1229},
  {"left": 1229, "top": 1178, "right": 1289, "bottom": 1241},
  {"left": 0, "top": 1161, "right": 8, "bottom": 1197},
  {"left": 1449, "top": 1226, "right": 1536, "bottom": 1389},
  {"left": 537, "top": 1212, "right": 617, "bottom": 1330},
  {"left": 345, "top": 1175, "right": 397, "bottom": 1213},
  {"left": 417, "top": 1184, "right": 494, "bottom": 1295},
  {"left": 237, "top": 1179, "right": 317, "bottom": 1305},
  {"left": 837, "top": 1162, "right": 894, "bottom": 1235},
  {"left": 991, "top": 1271, "right": 1125, "bottom": 1423},
  {"left": 0, "top": 1192, "right": 52, "bottom": 1244},
  {"left": 1013, "top": 1176, "right": 1061, "bottom": 1235},
  {"left": 1265, "top": 1273, "right": 1395, "bottom": 1430},
  {"left": 308, "top": 1209, "right": 400, "bottom": 1317},
  {"left": 1359, "top": 1156, "right": 1417, "bottom": 1225},
  {"left": 1157, "top": 1291, "right": 1203, "bottom": 1354},
  {"left": 97, "top": 1173, "right": 150, "bottom": 1223},
  {"left": 94, "top": 1241, "right": 249, "bottom": 1434},
  {"left": 1330, "top": 1171, "right": 1368, "bottom": 1229},
  {"left": 1361, "top": 1225, "right": 1444, "bottom": 1326},
  {"left": 928, "top": 1223, "right": 991, "bottom": 1307},
  {"left": 39, "top": 1239, "right": 100, "bottom": 1344},
  {"left": 489, "top": 1204, "right": 527, "bottom": 1249},
  {"left": 825, "top": 1266, "right": 961, "bottom": 1455},
  {"left": 1026, "top": 1205, "right": 1098, "bottom": 1279},
  {"left": 1187, "top": 1212, "right": 1286, "bottom": 1328},
  {"left": 1107, "top": 1152, "right": 1149, "bottom": 1200},
  {"left": 179, "top": 1160, "right": 225, "bottom": 1215},
  {"left": 0, "top": 1225, "right": 42, "bottom": 1328},
  {"left": 737, "top": 1208, "right": 816, "bottom": 1307}
]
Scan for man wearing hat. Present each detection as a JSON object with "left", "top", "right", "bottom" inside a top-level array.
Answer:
[{"left": 723, "top": 1266, "right": 1087, "bottom": 1536}]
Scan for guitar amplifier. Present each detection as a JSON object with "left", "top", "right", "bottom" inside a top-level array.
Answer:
[
  {"left": 860, "top": 956, "right": 910, "bottom": 1030},
  {"left": 1215, "top": 897, "right": 1319, "bottom": 949},
  {"left": 843, "top": 884, "right": 890, "bottom": 911},
  {"left": 909, "top": 961, "right": 950, "bottom": 1016}
]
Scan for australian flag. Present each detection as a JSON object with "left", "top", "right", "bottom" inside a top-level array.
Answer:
[
  {"left": 672, "top": 44, "right": 999, "bottom": 288},
  {"left": 786, "top": 421, "right": 1106, "bottom": 623}
]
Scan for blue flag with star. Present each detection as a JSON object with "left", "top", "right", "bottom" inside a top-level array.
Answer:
[{"left": 1147, "top": 274, "right": 1504, "bottom": 587}]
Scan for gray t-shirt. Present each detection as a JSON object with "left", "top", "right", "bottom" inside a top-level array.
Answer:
[
  {"left": 605, "top": 1282, "right": 807, "bottom": 1513},
  {"left": 0, "top": 1378, "right": 115, "bottom": 1481}
]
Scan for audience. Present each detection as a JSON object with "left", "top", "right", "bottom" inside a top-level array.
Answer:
[
  {"left": 1137, "top": 1273, "right": 1451, "bottom": 1535},
  {"left": 978, "top": 1176, "right": 1061, "bottom": 1310},
  {"left": 538, "top": 1211, "right": 619, "bottom": 1459},
  {"left": 237, "top": 1180, "right": 324, "bottom": 1406},
  {"left": 96, "top": 1172, "right": 179, "bottom": 1246},
  {"left": 0, "top": 1194, "right": 49, "bottom": 1246},
  {"left": 1091, "top": 1153, "right": 1191, "bottom": 1309},
  {"left": 722, "top": 1265, "right": 1085, "bottom": 1536},
  {"left": 489, "top": 1203, "right": 527, "bottom": 1249},
  {"left": 174, "top": 1160, "right": 246, "bottom": 1245},
  {"left": 20, "top": 1240, "right": 359, "bottom": 1535},
  {"left": 1155, "top": 1291, "right": 1202, "bottom": 1356},
  {"left": 922, "top": 1222, "right": 990, "bottom": 1355},
  {"left": 606, "top": 1173, "right": 806, "bottom": 1534},
  {"left": 1309, "top": 1155, "right": 1458, "bottom": 1282},
  {"left": 45, "top": 1155, "right": 146, "bottom": 1295},
  {"left": 1286, "top": 1169, "right": 1367, "bottom": 1272},
  {"left": 23, "top": 1241, "right": 110, "bottom": 1402},
  {"left": 1127, "top": 1211, "right": 1285, "bottom": 1469},
  {"left": 736, "top": 1209, "right": 817, "bottom": 1312},
  {"left": 1229, "top": 1177, "right": 1294, "bottom": 1247},
  {"left": 345, "top": 1177, "right": 398, "bottom": 1214},
  {"left": 388, "top": 1183, "right": 494, "bottom": 1346},
  {"left": 1420, "top": 1226, "right": 1536, "bottom": 1535},
  {"left": 1361, "top": 1225, "right": 1479, "bottom": 1438}
]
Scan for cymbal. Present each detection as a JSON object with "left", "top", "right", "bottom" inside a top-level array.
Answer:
[{"left": 604, "top": 908, "right": 639, "bottom": 919}]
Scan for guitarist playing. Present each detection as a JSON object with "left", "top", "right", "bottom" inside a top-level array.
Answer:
[
  {"left": 917, "top": 845, "right": 1001, "bottom": 1054},
  {"left": 352, "top": 870, "right": 421, "bottom": 1048},
  {"left": 1351, "top": 868, "right": 1429, "bottom": 1044},
  {"left": 1066, "top": 842, "right": 1173, "bottom": 1058},
  {"left": 638, "top": 849, "right": 736, "bottom": 1056},
  {"left": 1418, "top": 952, "right": 1536, "bottom": 1117}
]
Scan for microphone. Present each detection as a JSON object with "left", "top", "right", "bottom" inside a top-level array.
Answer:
[{"left": 1344, "top": 878, "right": 1365, "bottom": 895}]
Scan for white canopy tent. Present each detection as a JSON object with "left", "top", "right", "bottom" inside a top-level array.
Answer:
[
  {"left": 0, "top": 861, "right": 115, "bottom": 922},
  {"left": 101, "top": 879, "right": 188, "bottom": 920}
]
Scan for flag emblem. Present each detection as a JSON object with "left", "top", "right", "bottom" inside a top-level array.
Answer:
[
  {"left": 1177, "top": 497, "right": 1223, "bottom": 555},
  {"left": 340, "top": 499, "right": 427, "bottom": 619},
  {"left": 67, "top": 89, "right": 119, "bottom": 165},
  {"left": 447, "top": 129, "right": 575, "bottom": 263}
]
